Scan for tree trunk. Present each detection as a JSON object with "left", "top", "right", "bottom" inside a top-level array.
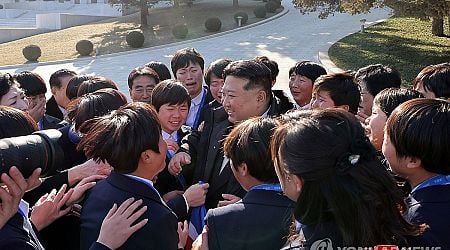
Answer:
[
  {"left": 431, "top": 17, "right": 444, "bottom": 36},
  {"left": 140, "top": 4, "right": 149, "bottom": 28},
  {"left": 448, "top": 13, "right": 450, "bottom": 36},
  {"left": 233, "top": 0, "right": 238, "bottom": 8}
]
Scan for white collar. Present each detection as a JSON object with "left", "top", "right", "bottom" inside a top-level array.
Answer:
[
  {"left": 162, "top": 130, "right": 178, "bottom": 141},
  {"left": 261, "top": 105, "right": 271, "bottom": 118},
  {"left": 124, "top": 174, "right": 154, "bottom": 187},
  {"left": 191, "top": 88, "right": 205, "bottom": 106}
]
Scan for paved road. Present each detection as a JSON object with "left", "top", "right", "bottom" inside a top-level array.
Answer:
[{"left": 0, "top": 0, "right": 391, "bottom": 96}]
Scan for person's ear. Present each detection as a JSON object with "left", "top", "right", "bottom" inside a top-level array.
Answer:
[
  {"left": 292, "top": 175, "right": 303, "bottom": 193},
  {"left": 256, "top": 90, "right": 266, "bottom": 103},
  {"left": 140, "top": 149, "right": 153, "bottom": 164},
  {"left": 336, "top": 104, "right": 349, "bottom": 112},
  {"left": 405, "top": 156, "right": 422, "bottom": 170},
  {"left": 237, "top": 163, "right": 248, "bottom": 176},
  {"left": 50, "top": 86, "right": 57, "bottom": 96}
]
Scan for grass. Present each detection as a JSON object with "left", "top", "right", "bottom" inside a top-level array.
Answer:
[
  {"left": 0, "top": 1, "right": 280, "bottom": 66},
  {"left": 328, "top": 16, "right": 450, "bottom": 85}
]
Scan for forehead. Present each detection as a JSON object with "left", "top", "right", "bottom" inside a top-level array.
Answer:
[
  {"left": 223, "top": 76, "right": 248, "bottom": 91},
  {"left": 132, "top": 75, "right": 156, "bottom": 86},
  {"left": 178, "top": 62, "right": 202, "bottom": 71}
]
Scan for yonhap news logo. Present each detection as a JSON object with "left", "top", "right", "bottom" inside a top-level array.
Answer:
[{"left": 309, "top": 239, "right": 442, "bottom": 250}]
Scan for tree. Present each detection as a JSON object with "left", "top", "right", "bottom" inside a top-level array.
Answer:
[
  {"left": 108, "top": 0, "right": 161, "bottom": 29},
  {"left": 292, "top": 0, "right": 450, "bottom": 36}
]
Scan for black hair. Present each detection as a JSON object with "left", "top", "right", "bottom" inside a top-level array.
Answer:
[
  {"left": 0, "top": 73, "right": 15, "bottom": 100},
  {"left": 204, "top": 58, "right": 232, "bottom": 86},
  {"left": 412, "top": 62, "right": 450, "bottom": 98},
  {"left": 77, "top": 76, "right": 118, "bottom": 97},
  {"left": 386, "top": 98, "right": 450, "bottom": 175},
  {"left": 151, "top": 79, "right": 191, "bottom": 112},
  {"left": 223, "top": 60, "right": 272, "bottom": 97},
  {"left": 145, "top": 61, "right": 172, "bottom": 81},
  {"left": 13, "top": 71, "right": 47, "bottom": 97},
  {"left": 355, "top": 64, "right": 401, "bottom": 97},
  {"left": 0, "top": 106, "right": 37, "bottom": 139},
  {"left": 67, "top": 88, "right": 128, "bottom": 131},
  {"left": 224, "top": 117, "right": 279, "bottom": 183},
  {"left": 271, "top": 109, "right": 424, "bottom": 245},
  {"left": 66, "top": 74, "right": 94, "bottom": 101},
  {"left": 49, "top": 69, "right": 77, "bottom": 88},
  {"left": 78, "top": 102, "right": 161, "bottom": 173},
  {"left": 373, "top": 88, "right": 423, "bottom": 117},
  {"left": 313, "top": 73, "right": 361, "bottom": 114},
  {"left": 254, "top": 56, "right": 279, "bottom": 82},
  {"left": 170, "top": 47, "right": 205, "bottom": 77},
  {"left": 127, "top": 66, "right": 160, "bottom": 89},
  {"left": 290, "top": 61, "right": 327, "bottom": 83}
]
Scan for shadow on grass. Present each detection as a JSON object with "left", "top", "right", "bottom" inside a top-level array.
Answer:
[{"left": 329, "top": 24, "right": 450, "bottom": 85}]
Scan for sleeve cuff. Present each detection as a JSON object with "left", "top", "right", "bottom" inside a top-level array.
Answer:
[{"left": 181, "top": 194, "right": 189, "bottom": 213}]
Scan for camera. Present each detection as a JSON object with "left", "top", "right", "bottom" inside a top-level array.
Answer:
[{"left": 0, "top": 129, "right": 64, "bottom": 178}]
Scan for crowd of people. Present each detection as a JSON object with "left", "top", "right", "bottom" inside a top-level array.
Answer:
[{"left": 0, "top": 47, "right": 449, "bottom": 250}]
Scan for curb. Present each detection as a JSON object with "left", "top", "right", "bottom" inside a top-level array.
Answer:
[
  {"left": 317, "top": 15, "right": 391, "bottom": 73},
  {"left": 0, "top": 6, "right": 289, "bottom": 70}
]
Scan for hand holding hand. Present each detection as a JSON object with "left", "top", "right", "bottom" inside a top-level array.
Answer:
[
  {"left": 168, "top": 152, "right": 191, "bottom": 176},
  {"left": 96, "top": 198, "right": 148, "bottom": 250}
]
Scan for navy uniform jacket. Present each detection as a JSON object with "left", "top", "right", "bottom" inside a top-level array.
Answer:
[
  {"left": 205, "top": 188, "right": 295, "bottom": 250},
  {"left": 80, "top": 171, "right": 179, "bottom": 250}
]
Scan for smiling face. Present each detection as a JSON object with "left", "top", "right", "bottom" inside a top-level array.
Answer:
[
  {"left": 222, "top": 75, "right": 266, "bottom": 124},
  {"left": 0, "top": 84, "right": 28, "bottom": 111},
  {"left": 175, "top": 62, "right": 204, "bottom": 98},
  {"left": 289, "top": 74, "right": 313, "bottom": 107},
  {"left": 157, "top": 102, "right": 189, "bottom": 134},
  {"left": 366, "top": 104, "right": 388, "bottom": 151},
  {"left": 52, "top": 75, "right": 72, "bottom": 109},
  {"left": 130, "top": 75, "right": 157, "bottom": 104}
]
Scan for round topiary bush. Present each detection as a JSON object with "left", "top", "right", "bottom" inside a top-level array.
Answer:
[
  {"left": 204, "top": 17, "right": 222, "bottom": 32},
  {"left": 22, "top": 45, "right": 41, "bottom": 62},
  {"left": 76, "top": 40, "right": 93, "bottom": 56},
  {"left": 0, "top": 4, "right": 4, "bottom": 9},
  {"left": 172, "top": 24, "right": 188, "bottom": 39},
  {"left": 253, "top": 6, "right": 267, "bottom": 18},
  {"left": 126, "top": 31, "right": 145, "bottom": 48},
  {"left": 233, "top": 12, "right": 248, "bottom": 25},
  {"left": 265, "top": 1, "right": 278, "bottom": 13}
]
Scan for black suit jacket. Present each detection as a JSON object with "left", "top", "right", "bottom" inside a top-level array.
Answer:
[
  {"left": 182, "top": 94, "right": 290, "bottom": 209},
  {"left": 0, "top": 212, "right": 42, "bottom": 250},
  {"left": 46, "top": 96, "right": 64, "bottom": 120},
  {"left": 80, "top": 171, "right": 179, "bottom": 250},
  {"left": 205, "top": 189, "right": 295, "bottom": 250}
]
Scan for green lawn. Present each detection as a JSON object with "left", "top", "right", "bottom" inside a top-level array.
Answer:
[{"left": 329, "top": 16, "right": 450, "bottom": 85}]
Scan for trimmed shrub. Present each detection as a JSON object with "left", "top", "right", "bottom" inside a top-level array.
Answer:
[
  {"left": 76, "top": 40, "right": 93, "bottom": 56},
  {"left": 0, "top": 5, "right": 3, "bottom": 9},
  {"left": 126, "top": 31, "right": 145, "bottom": 48},
  {"left": 265, "top": 1, "right": 278, "bottom": 13},
  {"left": 22, "top": 45, "right": 41, "bottom": 62},
  {"left": 172, "top": 24, "right": 188, "bottom": 39},
  {"left": 204, "top": 17, "right": 221, "bottom": 32},
  {"left": 253, "top": 6, "right": 267, "bottom": 18},
  {"left": 233, "top": 12, "right": 248, "bottom": 25},
  {"left": 270, "top": 0, "right": 282, "bottom": 7}
]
